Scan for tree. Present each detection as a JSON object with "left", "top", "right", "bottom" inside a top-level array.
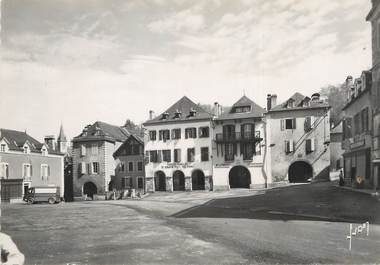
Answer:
[
  {"left": 319, "top": 83, "right": 347, "bottom": 126},
  {"left": 123, "top": 119, "right": 143, "bottom": 136}
]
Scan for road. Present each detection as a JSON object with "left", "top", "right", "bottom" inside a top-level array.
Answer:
[{"left": 1, "top": 182, "right": 380, "bottom": 264}]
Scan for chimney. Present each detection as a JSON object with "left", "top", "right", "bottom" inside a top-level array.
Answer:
[
  {"left": 149, "top": 110, "right": 154, "bottom": 120},
  {"left": 345, "top": 75, "right": 354, "bottom": 100},
  {"left": 271, "top": 94, "right": 277, "bottom": 109},
  {"left": 267, "top": 94, "right": 272, "bottom": 110},
  {"left": 214, "top": 102, "right": 220, "bottom": 117},
  {"left": 44, "top": 135, "right": 56, "bottom": 150},
  {"left": 267, "top": 94, "right": 277, "bottom": 110}
]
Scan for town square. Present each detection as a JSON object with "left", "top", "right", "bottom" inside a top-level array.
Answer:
[{"left": 1, "top": 0, "right": 380, "bottom": 264}]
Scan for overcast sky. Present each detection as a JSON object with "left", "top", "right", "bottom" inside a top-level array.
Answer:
[{"left": 0, "top": 0, "right": 372, "bottom": 141}]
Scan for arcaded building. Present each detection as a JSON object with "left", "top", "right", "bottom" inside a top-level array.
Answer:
[
  {"left": 143, "top": 96, "right": 213, "bottom": 192},
  {"left": 212, "top": 96, "right": 267, "bottom": 190},
  {"left": 265, "top": 93, "right": 331, "bottom": 183},
  {"left": 72, "top": 121, "right": 129, "bottom": 198}
]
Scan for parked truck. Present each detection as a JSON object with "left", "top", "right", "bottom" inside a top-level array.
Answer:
[{"left": 23, "top": 187, "right": 61, "bottom": 204}]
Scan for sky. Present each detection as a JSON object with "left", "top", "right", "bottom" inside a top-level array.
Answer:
[{"left": 0, "top": 0, "right": 373, "bottom": 141}]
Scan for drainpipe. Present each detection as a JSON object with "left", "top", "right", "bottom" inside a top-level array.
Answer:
[{"left": 262, "top": 118, "right": 268, "bottom": 188}]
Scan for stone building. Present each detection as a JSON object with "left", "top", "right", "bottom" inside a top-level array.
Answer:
[
  {"left": 0, "top": 128, "right": 65, "bottom": 202},
  {"left": 265, "top": 93, "right": 331, "bottom": 183},
  {"left": 342, "top": 72, "right": 373, "bottom": 187},
  {"left": 143, "top": 96, "right": 213, "bottom": 192},
  {"left": 72, "top": 121, "right": 129, "bottom": 199},
  {"left": 212, "top": 96, "right": 267, "bottom": 190},
  {"left": 112, "top": 134, "right": 145, "bottom": 193},
  {"left": 330, "top": 121, "right": 344, "bottom": 172},
  {"left": 366, "top": 0, "right": 380, "bottom": 189}
]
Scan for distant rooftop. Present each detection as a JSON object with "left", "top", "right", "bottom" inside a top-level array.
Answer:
[{"left": 143, "top": 96, "right": 213, "bottom": 125}]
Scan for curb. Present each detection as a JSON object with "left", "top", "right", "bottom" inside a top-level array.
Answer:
[{"left": 335, "top": 185, "right": 380, "bottom": 198}]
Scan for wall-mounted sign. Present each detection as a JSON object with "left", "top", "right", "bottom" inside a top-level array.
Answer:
[
  {"left": 161, "top": 163, "right": 194, "bottom": 169},
  {"left": 350, "top": 139, "right": 365, "bottom": 149}
]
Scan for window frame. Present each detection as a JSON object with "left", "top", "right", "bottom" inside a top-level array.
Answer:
[
  {"left": 128, "top": 162, "right": 134, "bottom": 172},
  {"left": 201, "top": 147, "right": 209, "bottom": 162},
  {"left": 0, "top": 162, "right": 9, "bottom": 179},
  {"left": 199, "top": 127, "right": 210, "bottom": 138},
  {"left": 187, "top": 148, "right": 195, "bottom": 162}
]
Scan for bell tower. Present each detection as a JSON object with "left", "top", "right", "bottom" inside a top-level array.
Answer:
[{"left": 57, "top": 124, "right": 68, "bottom": 154}]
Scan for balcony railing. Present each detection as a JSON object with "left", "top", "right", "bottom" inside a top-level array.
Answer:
[{"left": 215, "top": 132, "right": 259, "bottom": 142}]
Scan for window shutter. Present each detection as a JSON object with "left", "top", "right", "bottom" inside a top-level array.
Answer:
[
  {"left": 310, "top": 116, "right": 315, "bottom": 128},
  {"left": 48, "top": 165, "right": 50, "bottom": 177},
  {"left": 6, "top": 165, "right": 9, "bottom": 179},
  {"left": 311, "top": 138, "right": 315, "bottom": 152},
  {"left": 289, "top": 140, "right": 294, "bottom": 152},
  {"left": 158, "top": 150, "right": 162, "bottom": 163},
  {"left": 185, "top": 129, "right": 188, "bottom": 139},
  {"left": 281, "top": 120, "right": 285, "bottom": 131},
  {"left": 30, "top": 165, "right": 33, "bottom": 177},
  {"left": 82, "top": 162, "right": 87, "bottom": 174},
  {"left": 293, "top": 118, "right": 297, "bottom": 129},
  {"left": 285, "top": 140, "right": 289, "bottom": 153}
]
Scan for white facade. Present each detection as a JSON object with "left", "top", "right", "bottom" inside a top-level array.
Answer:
[
  {"left": 212, "top": 120, "right": 267, "bottom": 190},
  {"left": 144, "top": 120, "right": 213, "bottom": 192}
]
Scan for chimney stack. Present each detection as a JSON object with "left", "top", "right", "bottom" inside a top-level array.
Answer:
[
  {"left": 267, "top": 94, "right": 277, "bottom": 110},
  {"left": 44, "top": 135, "right": 56, "bottom": 150},
  {"left": 149, "top": 110, "right": 154, "bottom": 120},
  {"left": 214, "top": 102, "right": 221, "bottom": 117}
]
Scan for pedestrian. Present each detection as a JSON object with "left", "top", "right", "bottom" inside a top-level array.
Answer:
[
  {"left": 339, "top": 169, "right": 345, "bottom": 186},
  {"left": 0, "top": 232, "right": 25, "bottom": 265}
]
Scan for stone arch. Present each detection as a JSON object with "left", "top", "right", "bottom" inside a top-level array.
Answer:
[
  {"left": 173, "top": 170, "right": 185, "bottom": 191},
  {"left": 229, "top": 166, "right": 251, "bottom": 188},
  {"left": 288, "top": 160, "right": 313, "bottom": 183},
  {"left": 154, "top": 171, "right": 166, "bottom": 191},
  {"left": 192, "top": 169, "right": 205, "bottom": 190},
  {"left": 83, "top": 182, "right": 97, "bottom": 199}
]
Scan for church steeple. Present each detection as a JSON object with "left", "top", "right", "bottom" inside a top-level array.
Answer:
[{"left": 57, "top": 124, "right": 68, "bottom": 153}]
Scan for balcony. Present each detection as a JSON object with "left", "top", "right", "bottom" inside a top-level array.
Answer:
[{"left": 215, "top": 132, "right": 262, "bottom": 143}]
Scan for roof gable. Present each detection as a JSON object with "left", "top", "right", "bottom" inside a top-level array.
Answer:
[
  {"left": 269, "top": 92, "right": 329, "bottom": 112},
  {"left": 113, "top": 134, "right": 144, "bottom": 158},
  {"left": 217, "top": 95, "right": 265, "bottom": 120},
  {"left": 144, "top": 96, "right": 213, "bottom": 125},
  {"left": 74, "top": 121, "right": 130, "bottom": 142}
]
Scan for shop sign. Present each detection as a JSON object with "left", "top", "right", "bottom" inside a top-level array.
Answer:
[
  {"left": 161, "top": 163, "right": 194, "bottom": 169},
  {"left": 350, "top": 139, "right": 365, "bottom": 149}
]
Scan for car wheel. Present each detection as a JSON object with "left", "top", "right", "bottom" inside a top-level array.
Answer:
[
  {"left": 27, "top": 199, "right": 34, "bottom": 205},
  {"left": 48, "top": 197, "right": 55, "bottom": 204}
]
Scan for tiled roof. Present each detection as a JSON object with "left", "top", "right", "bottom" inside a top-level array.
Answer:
[
  {"left": 268, "top": 92, "right": 329, "bottom": 113},
  {"left": 73, "top": 121, "right": 130, "bottom": 143},
  {"left": 217, "top": 96, "right": 265, "bottom": 120},
  {"left": 143, "top": 96, "right": 213, "bottom": 125},
  {"left": 0, "top": 128, "right": 62, "bottom": 155},
  {"left": 113, "top": 134, "right": 144, "bottom": 158}
]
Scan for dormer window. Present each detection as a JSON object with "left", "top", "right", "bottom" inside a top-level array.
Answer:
[
  {"left": 162, "top": 112, "right": 169, "bottom": 120},
  {"left": 23, "top": 145, "right": 30, "bottom": 154},
  {"left": 41, "top": 146, "right": 48, "bottom": 156},
  {"left": 234, "top": 106, "right": 251, "bottom": 113},
  {"left": 288, "top": 99, "right": 294, "bottom": 108},
  {"left": 174, "top": 110, "right": 182, "bottom": 119},
  {"left": 302, "top": 99, "right": 310, "bottom": 107},
  {"left": 189, "top": 108, "right": 197, "bottom": 117},
  {"left": 0, "top": 141, "right": 8, "bottom": 153}
]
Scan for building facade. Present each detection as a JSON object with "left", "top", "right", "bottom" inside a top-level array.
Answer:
[
  {"left": 212, "top": 96, "right": 267, "bottom": 190},
  {"left": 367, "top": 0, "right": 380, "bottom": 190},
  {"left": 143, "top": 96, "right": 213, "bottom": 192},
  {"left": 72, "top": 121, "right": 129, "bottom": 199},
  {"left": 0, "top": 128, "right": 64, "bottom": 201},
  {"left": 265, "top": 93, "right": 331, "bottom": 183},
  {"left": 342, "top": 72, "right": 373, "bottom": 187},
  {"left": 330, "top": 121, "right": 344, "bottom": 172},
  {"left": 112, "top": 134, "right": 145, "bottom": 193}
]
